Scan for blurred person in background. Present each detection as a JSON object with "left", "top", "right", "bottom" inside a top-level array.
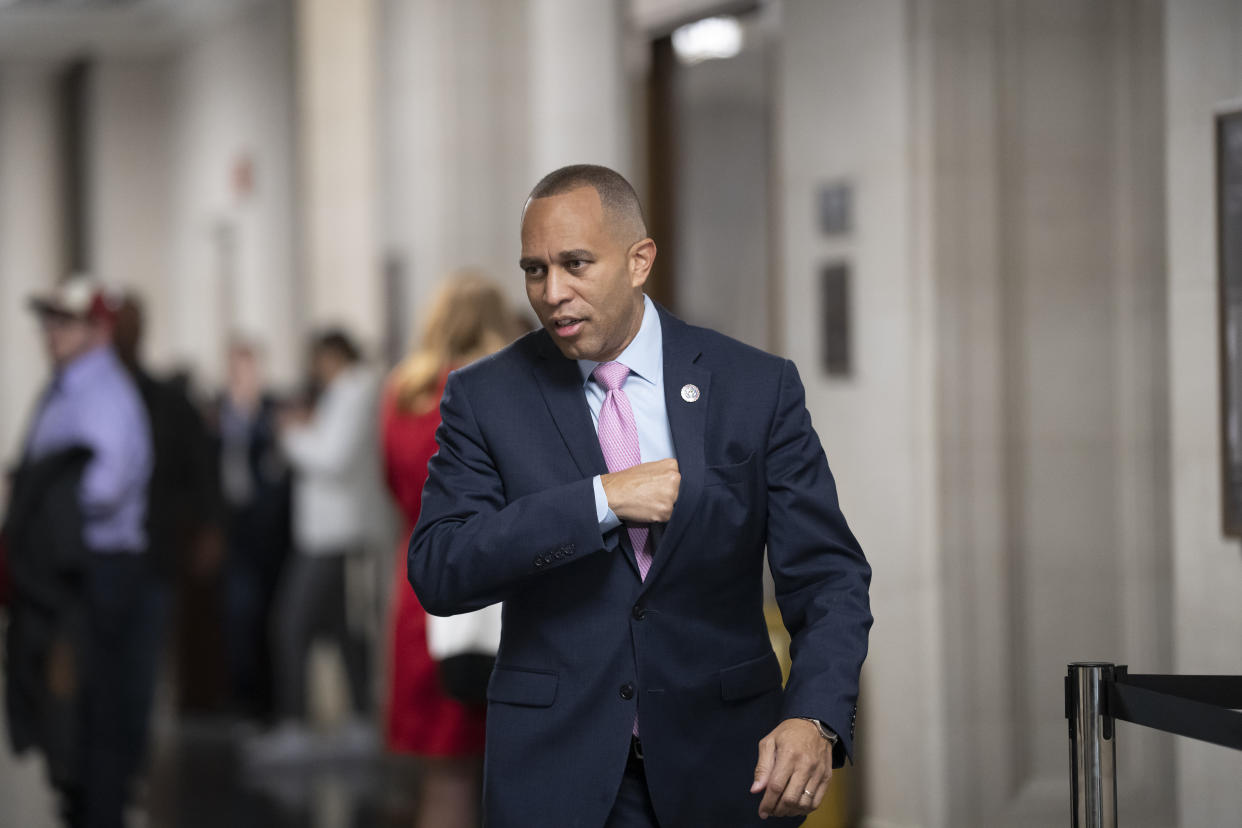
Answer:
[
  {"left": 3, "top": 276, "right": 153, "bottom": 828},
  {"left": 247, "top": 328, "right": 381, "bottom": 763},
  {"left": 112, "top": 293, "right": 226, "bottom": 725},
  {"left": 382, "top": 274, "right": 525, "bottom": 828},
  {"left": 208, "top": 338, "right": 292, "bottom": 723}
]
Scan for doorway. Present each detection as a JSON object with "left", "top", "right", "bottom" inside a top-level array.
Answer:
[{"left": 644, "top": 7, "right": 775, "bottom": 351}]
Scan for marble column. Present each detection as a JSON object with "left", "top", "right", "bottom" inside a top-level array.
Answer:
[
  {"left": 527, "top": 0, "right": 629, "bottom": 178},
  {"left": 296, "top": 0, "right": 381, "bottom": 350},
  {"left": 0, "top": 63, "right": 63, "bottom": 469}
]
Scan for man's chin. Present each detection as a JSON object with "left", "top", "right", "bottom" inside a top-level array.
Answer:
[
  {"left": 550, "top": 339, "right": 585, "bottom": 360},
  {"left": 548, "top": 334, "right": 607, "bottom": 363}
]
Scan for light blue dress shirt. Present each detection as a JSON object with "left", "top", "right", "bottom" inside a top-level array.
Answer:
[
  {"left": 577, "top": 294, "right": 676, "bottom": 533},
  {"left": 25, "top": 345, "right": 153, "bottom": 553}
]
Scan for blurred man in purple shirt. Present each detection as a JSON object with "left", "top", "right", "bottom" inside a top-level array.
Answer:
[
  {"left": 26, "top": 285, "right": 152, "bottom": 553},
  {"left": 17, "top": 275, "right": 153, "bottom": 828}
]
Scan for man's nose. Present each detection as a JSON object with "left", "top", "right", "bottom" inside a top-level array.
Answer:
[{"left": 544, "top": 267, "right": 573, "bottom": 305}]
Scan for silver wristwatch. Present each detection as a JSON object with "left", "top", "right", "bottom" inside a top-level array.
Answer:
[{"left": 798, "top": 717, "right": 839, "bottom": 746}]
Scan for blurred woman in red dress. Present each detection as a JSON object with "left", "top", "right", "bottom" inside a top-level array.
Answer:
[{"left": 382, "top": 274, "right": 525, "bottom": 828}]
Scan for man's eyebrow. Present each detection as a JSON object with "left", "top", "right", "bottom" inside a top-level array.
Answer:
[
  {"left": 519, "top": 256, "right": 545, "bottom": 269},
  {"left": 556, "top": 249, "right": 594, "bottom": 261}
]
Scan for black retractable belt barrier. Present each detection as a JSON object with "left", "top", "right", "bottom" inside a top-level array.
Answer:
[
  {"left": 1110, "top": 669, "right": 1242, "bottom": 752},
  {"left": 1066, "top": 663, "right": 1242, "bottom": 828}
]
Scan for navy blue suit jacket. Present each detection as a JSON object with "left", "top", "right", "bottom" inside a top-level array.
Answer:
[{"left": 409, "top": 305, "right": 871, "bottom": 828}]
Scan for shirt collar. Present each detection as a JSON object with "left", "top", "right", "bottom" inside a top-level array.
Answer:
[{"left": 577, "top": 294, "right": 662, "bottom": 388}]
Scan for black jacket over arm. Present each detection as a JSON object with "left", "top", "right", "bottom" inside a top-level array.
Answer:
[{"left": 3, "top": 446, "right": 92, "bottom": 789}]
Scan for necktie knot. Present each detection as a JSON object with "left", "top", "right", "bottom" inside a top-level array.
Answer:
[{"left": 592, "top": 361, "right": 631, "bottom": 392}]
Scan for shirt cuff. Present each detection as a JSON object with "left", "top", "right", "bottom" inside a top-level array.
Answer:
[{"left": 592, "top": 475, "right": 622, "bottom": 533}]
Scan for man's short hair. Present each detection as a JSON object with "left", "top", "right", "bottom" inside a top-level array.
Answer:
[{"left": 526, "top": 164, "right": 648, "bottom": 244}]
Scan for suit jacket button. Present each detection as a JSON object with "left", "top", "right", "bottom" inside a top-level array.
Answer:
[
  {"left": 631, "top": 604, "right": 646, "bottom": 621},
  {"left": 619, "top": 683, "right": 635, "bottom": 701}
]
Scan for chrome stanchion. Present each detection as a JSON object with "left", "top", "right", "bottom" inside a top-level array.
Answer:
[{"left": 1067, "top": 663, "right": 1118, "bottom": 828}]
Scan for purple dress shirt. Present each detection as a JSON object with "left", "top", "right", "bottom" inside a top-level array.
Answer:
[{"left": 25, "top": 345, "right": 153, "bottom": 553}]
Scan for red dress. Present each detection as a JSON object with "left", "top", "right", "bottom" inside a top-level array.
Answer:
[{"left": 382, "top": 381, "right": 487, "bottom": 756}]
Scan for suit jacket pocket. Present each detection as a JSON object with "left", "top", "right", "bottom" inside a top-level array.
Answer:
[
  {"left": 719, "top": 652, "right": 783, "bottom": 701},
  {"left": 704, "top": 452, "right": 757, "bottom": 487},
  {"left": 487, "top": 666, "right": 559, "bottom": 707}
]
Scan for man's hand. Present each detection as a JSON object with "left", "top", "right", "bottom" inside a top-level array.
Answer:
[
  {"left": 750, "top": 718, "right": 833, "bottom": 819},
  {"left": 600, "top": 459, "right": 680, "bottom": 524}
]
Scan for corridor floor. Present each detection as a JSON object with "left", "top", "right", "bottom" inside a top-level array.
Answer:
[{"left": 1, "top": 716, "right": 423, "bottom": 828}]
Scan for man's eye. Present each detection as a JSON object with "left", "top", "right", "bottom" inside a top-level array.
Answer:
[
  {"left": 566, "top": 260, "right": 586, "bottom": 270},
  {"left": 524, "top": 266, "right": 545, "bottom": 278}
]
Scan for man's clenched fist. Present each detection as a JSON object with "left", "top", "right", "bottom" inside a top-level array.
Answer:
[{"left": 601, "top": 458, "right": 681, "bottom": 524}]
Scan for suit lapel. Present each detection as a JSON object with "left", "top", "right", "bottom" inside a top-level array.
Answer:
[
  {"left": 641, "top": 307, "right": 709, "bottom": 591},
  {"left": 533, "top": 334, "right": 642, "bottom": 578},
  {"left": 532, "top": 333, "right": 608, "bottom": 480}
]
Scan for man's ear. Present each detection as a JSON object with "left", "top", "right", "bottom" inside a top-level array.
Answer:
[{"left": 629, "top": 238, "right": 657, "bottom": 288}]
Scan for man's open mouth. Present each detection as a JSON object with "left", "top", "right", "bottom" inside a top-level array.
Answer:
[{"left": 552, "top": 318, "right": 585, "bottom": 337}]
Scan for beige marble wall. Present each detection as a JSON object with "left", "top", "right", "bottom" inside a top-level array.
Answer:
[
  {"left": 926, "top": 1, "right": 1172, "bottom": 825},
  {"left": 1165, "top": 2, "right": 1242, "bottom": 825},
  {"left": 779, "top": 1, "right": 1176, "bottom": 825},
  {"left": 0, "top": 64, "right": 63, "bottom": 470},
  {"left": 776, "top": 3, "right": 945, "bottom": 826},
  {"left": 89, "top": 59, "right": 175, "bottom": 366}
]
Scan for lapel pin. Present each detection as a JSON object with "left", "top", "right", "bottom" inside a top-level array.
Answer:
[{"left": 680, "top": 384, "right": 700, "bottom": 403}]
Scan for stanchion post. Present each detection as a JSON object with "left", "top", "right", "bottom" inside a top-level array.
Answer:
[{"left": 1067, "top": 663, "right": 1119, "bottom": 828}]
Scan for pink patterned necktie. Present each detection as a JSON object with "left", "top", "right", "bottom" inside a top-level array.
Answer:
[
  {"left": 593, "top": 361, "right": 651, "bottom": 737},
  {"left": 593, "top": 362, "right": 653, "bottom": 581}
]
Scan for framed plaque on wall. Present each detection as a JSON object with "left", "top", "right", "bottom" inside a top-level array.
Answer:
[
  {"left": 1217, "top": 104, "right": 1242, "bottom": 536},
  {"left": 820, "top": 261, "right": 851, "bottom": 378}
]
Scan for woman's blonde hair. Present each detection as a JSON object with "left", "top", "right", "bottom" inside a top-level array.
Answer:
[{"left": 390, "top": 271, "right": 524, "bottom": 414}]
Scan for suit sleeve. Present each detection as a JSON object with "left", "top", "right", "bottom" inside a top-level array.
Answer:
[
  {"left": 408, "top": 370, "right": 606, "bottom": 616},
  {"left": 764, "top": 359, "right": 872, "bottom": 766}
]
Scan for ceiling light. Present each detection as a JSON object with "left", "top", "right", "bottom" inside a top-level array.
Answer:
[{"left": 671, "top": 15, "right": 743, "bottom": 65}]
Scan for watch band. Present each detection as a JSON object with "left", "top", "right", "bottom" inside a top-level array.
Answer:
[{"left": 798, "top": 717, "right": 839, "bottom": 745}]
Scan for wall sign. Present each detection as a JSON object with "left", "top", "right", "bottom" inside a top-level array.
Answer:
[
  {"left": 817, "top": 181, "right": 853, "bottom": 237},
  {"left": 821, "top": 261, "right": 851, "bottom": 378}
]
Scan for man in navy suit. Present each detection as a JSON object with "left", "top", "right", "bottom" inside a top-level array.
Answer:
[{"left": 409, "top": 165, "right": 871, "bottom": 827}]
